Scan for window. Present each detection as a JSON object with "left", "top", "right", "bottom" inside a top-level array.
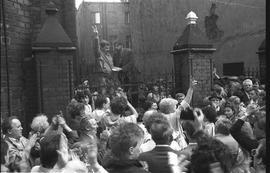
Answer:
[
  {"left": 126, "top": 35, "right": 131, "bottom": 48},
  {"left": 93, "top": 12, "right": 101, "bottom": 24},
  {"left": 223, "top": 62, "right": 244, "bottom": 76},
  {"left": 125, "top": 12, "right": 130, "bottom": 24}
]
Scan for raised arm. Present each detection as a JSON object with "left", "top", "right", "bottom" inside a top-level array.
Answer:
[
  {"left": 92, "top": 25, "right": 101, "bottom": 58},
  {"left": 183, "top": 78, "right": 198, "bottom": 105},
  {"left": 122, "top": 92, "right": 138, "bottom": 121}
]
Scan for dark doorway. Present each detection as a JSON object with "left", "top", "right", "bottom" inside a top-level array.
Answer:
[{"left": 223, "top": 62, "right": 244, "bottom": 76}]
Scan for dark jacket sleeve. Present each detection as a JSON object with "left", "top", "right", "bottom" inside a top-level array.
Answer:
[{"left": 230, "top": 119, "right": 259, "bottom": 152}]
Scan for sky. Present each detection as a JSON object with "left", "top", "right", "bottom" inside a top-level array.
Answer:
[{"left": 75, "top": 0, "right": 122, "bottom": 9}]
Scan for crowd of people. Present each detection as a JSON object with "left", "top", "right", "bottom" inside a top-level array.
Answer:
[{"left": 1, "top": 75, "right": 266, "bottom": 173}]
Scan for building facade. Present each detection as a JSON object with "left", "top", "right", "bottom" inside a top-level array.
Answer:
[
  {"left": 76, "top": 1, "right": 131, "bottom": 76},
  {"left": 1, "top": 0, "right": 77, "bottom": 133},
  {"left": 129, "top": 0, "right": 265, "bottom": 77}
]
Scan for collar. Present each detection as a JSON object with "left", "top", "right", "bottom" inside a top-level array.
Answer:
[
  {"left": 8, "top": 136, "right": 21, "bottom": 143},
  {"left": 155, "top": 144, "right": 170, "bottom": 147}
]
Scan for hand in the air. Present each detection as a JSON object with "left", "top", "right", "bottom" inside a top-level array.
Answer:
[{"left": 92, "top": 25, "right": 98, "bottom": 35}]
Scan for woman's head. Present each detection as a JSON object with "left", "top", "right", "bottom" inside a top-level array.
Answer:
[
  {"left": 159, "top": 98, "right": 178, "bottom": 114},
  {"left": 31, "top": 114, "right": 49, "bottom": 134}
]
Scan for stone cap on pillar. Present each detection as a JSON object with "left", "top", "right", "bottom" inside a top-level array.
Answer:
[
  {"left": 171, "top": 11, "right": 216, "bottom": 54},
  {"left": 256, "top": 39, "right": 265, "bottom": 54},
  {"left": 33, "top": 2, "right": 75, "bottom": 50}
]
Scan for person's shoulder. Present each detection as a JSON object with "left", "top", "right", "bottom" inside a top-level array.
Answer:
[{"left": 30, "top": 165, "right": 40, "bottom": 172}]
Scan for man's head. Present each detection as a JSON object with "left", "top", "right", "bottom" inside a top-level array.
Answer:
[
  {"left": 150, "top": 120, "right": 173, "bottom": 145},
  {"left": 100, "top": 40, "right": 110, "bottom": 53},
  {"left": 191, "top": 137, "right": 233, "bottom": 173},
  {"left": 248, "top": 88, "right": 259, "bottom": 101},
  {"left": 40, "top": 132, "right": 68, "bottom": 169},
  {"left": 68, "top": 102, "right": 85, "bottom": 119},
  {"left": 175, "top": 93, "right": 185, "bottom": 104},
  {"left": 94, "top": 95, "right": 109, "bottom": 110},
  {"left": 242, "top": 79, "right": 253, "bottom": 92},
  {"left": 110, "top": 97, "right": 127, "bottom": 115},
  {"left": 114, "top": 42, "right": 123, "bottom": 51},
  {"left": 209, "top": 93, "right": 222, "bottom": 107},
  {"left": 215, "top": 118, "right": 232, "bottom": 136},
  {"left": 109, "top": 123, "right": 144, "bottom": 160},
  {"left": 2, "top": 116, "right": 23, "bottom": 140},
  {"left": 202, "top": 106, "right": 217, "bottom": 123}
]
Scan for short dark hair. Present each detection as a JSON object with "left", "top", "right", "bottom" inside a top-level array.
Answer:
[
  {"left": 223, "top": 102, "right": 236, "bottom": 113},
  {"left": 100, "top": 40, "right": 110, "bottom": 48},
  {"left": 150, "top": 120, "right": 173, "bottom": 145},
  {"left": 202, "top": 106, "right": 217, "bottom": 123},
  {"left": 67, "top": 102, "right": 85, "bottom": 119},
  {"left": 74, "top": 89, "right": 90, "bottom": 103},
  {"left": 40, "top": 132, "right": 61, "bottom": 168},
  {"left": 109, "top": 123, "right": 144, "bottom": 160},
  {"left": 95, "top": 95, "right": 108, "bottom": 109},
  {"left": 2, "top": 116, "right": 19, "bottom": 134},
  {"left": 110, "top": 97, "right": 127, "bottom": 115},
  {"left": 144, "top": 100, "right": 154, "bottom": 111},
  {"left": 191, "top": 137, "right": 233, "bottom": 173}
]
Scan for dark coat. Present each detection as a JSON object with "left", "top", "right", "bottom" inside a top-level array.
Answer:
[
  {"left": 105, "top": 158, "right": 149, "bottom": 173},
  {"left": 233, "top": 89, "right": 250, "bottom": 106},
  {"left": 138, "top": 146, "right": 179, "bottom": 173}
]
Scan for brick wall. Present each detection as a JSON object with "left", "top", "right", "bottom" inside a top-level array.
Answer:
[
  {"left": 1, "top": 0, "right": 76, "bottom": 134},
  {"left": 1, "top": 0, "right": 32, "bottom": 131},
  {"left": 174, "top": 52, "right": 213, "bottom": 106},
  {"left": 36, "top": 51, "right": 73, "bottom": 118}
]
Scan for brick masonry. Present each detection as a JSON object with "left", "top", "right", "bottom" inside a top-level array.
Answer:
[{"left": 1, "top": 0, "right": 76, "bottom": 134}]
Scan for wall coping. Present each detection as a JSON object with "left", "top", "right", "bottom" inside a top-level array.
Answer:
[
  {"left": 170, "top": 47, "right": 216, "bottom": 54},
  {"left": 32, "top": 46, "right": 76, "bottom": 51}
]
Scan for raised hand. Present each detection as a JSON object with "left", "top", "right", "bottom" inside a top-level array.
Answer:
[
  {"left": 92, "top": 25, "right": 98, "bottom": 35},
  {"left": 28, "top": 133, "right": 38, "bottom": 148},
  {"left": 190, "top": 76, "right": 198, "bottom": 88},
  {"left": 193, "top": 108, "right": 204, "bottom": 131},
  {"left": 100, "top": 129, "right": 110, "bottom": 141}
]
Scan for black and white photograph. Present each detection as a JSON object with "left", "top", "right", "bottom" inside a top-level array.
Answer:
[{"left": 0, "top": 0, "right": 267, "bottom": 172}]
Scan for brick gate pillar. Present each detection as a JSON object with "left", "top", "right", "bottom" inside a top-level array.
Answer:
[
  {"left": 171, "top": 11, "right": 216, "bottom": 107},
  {"left": 32, "top": 2, "right": 76, "bottom": 118}
]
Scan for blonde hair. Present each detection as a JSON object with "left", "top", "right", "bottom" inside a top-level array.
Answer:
[
  {"left": 159, "top": 98, "right": 178, "bottom": 114},
  {"left": 31, "top": 114, "right": 49, "bottom": 133}
]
